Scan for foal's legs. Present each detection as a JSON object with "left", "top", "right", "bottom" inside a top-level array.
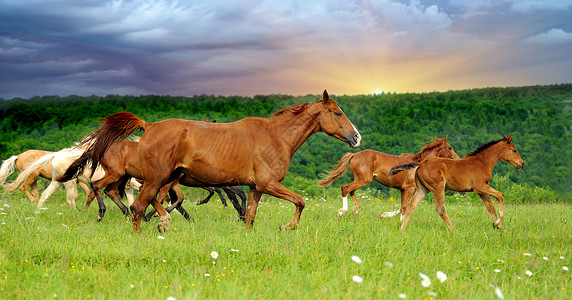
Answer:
[
  {"left": 338, "top": 176, "right": 372, "bottom": 217},
  {"left": 63, "top": 180, "right": 78, "bottom": 210},
  {"left": 431, "top": 187, "right": 455, "bottom": 231},
  {"left": 400, "top": 184, "right": 430, "bottom": 231},
  {"left": 476, "top": 185, "right": 505, "bottom": 229}
]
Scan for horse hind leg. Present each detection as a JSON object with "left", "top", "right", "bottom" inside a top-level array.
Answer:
[
  {"left": 261, "top": 181, "right": 305, "bottom": 231},
  {"left": 20, "top": 175, "right": 38, "bottom": 203},
  {"left": 63, "top": 181, "right": 78, "bottom": 211},
  {"left": 380, "top": 189, "right": 412, "bottom": 219},
  {"left": 400, "top": 183, "right": 430, "bottom": 231},
  {"left": 432, "top": 188, "right": 455, "bottom": 231}
]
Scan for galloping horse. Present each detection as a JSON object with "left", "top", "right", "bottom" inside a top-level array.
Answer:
[
  {"left": 59, "top": 140, "right": 245, "bottom": 221},
  {"left": 390, "top": 135, "right": 524, "bottom": 231},
  {"left": 6, "top": 145, "right": 138, "bottom": 212},
  {"left": 0, "top": 150, "right": 91, "bottom": 203},
  {"left": 64, "top": 90, "right": 361, "bottom": 232},
  {"left": 319, "top": 136, "right": 459, "bottom": 218}
]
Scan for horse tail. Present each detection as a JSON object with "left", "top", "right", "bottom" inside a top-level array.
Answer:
[
  {"left": 388, "top": 162, "right": 419, "bottom": 179},
  {"left": 0, "top": 155, "right": 18, "bottom": 186},
  {"left": 317, "top": 153, "right": 354, "bottom": 187},
  {"left": 4, "top": 153, "right": 56, "bottom": 192},
  {"left": 79, "top": 112, "right": 146, "bottom": 178}
]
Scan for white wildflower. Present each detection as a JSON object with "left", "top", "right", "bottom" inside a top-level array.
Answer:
[
  {"left": 419, "top": 273, "right": 431, "bottom": 287},
  {"left": 157, "top": 236, "right": 165, "bottom": 240},
  {"left": 495, "top": 286, "right": 504, "bottom": 299},
  {"left": 563, "top": 266, "right": 569, "bottom": 271},
  {"left": 436, "top": 271, "right": 447, "bottom": 282},
  {"left": 398, "top": 293, "right": 406, "bottom": 299},
  {"left": 384, "top": 261, "right": 394, "bottom": 268},
  {"left": 525, "top": 270, "right": 533, "bottom": 277},
  {"left": 352, "top": 275, "right": 363, "bottom": 283},
  {"left": 523, "top": 253, "right": 532, "bottom": 256},
  {"left": 210, "top": 251, "right": 218, "bottom": 259},
  {"left": 351, "top": 255, "right": 363, "bottom": 264}
]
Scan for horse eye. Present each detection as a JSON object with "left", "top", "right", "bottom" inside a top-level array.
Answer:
[
  {"left": 512, "top": 150, "right": 517, "bottom": 153},
  {"left": 334, "top": 112, "right": 342, "bottom": 116}
]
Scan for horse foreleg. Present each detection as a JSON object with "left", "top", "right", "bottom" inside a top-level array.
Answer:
[
  {"left": 85, "top": 191, "right": 96, "bottom": 208},
  {"left": 37, "top": 180, "right": 61, "bottom": 209},
  {"left": 170, "top": 183, "right": 190, "bottom": 221},
  {"left": 338, "top": 179, "right": 370, "bottom": 217},
  {"left": 478, "top": 193, "right": 498, "bottom": 221},
  {"left": 400, "top": 184, "right": 429, "bottom": 231},
  {"left": 262, "top": 181, "right": 305, "bottom": 231},
  {"left": 245, "top": 188, "right": 262, "bottom": 230},
  {"left": 150, "top": 197, "right": 170, "bottom": 233},
  {"left": 476, "top": 186, "right": 505, "bottom": 229}
]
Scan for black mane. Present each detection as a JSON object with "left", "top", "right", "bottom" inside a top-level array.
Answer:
[{"left": 465, "top": 137, "right": 508, "bottom": 157}]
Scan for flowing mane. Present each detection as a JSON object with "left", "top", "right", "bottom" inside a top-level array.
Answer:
[
  {"left": 272, "top": 102, "right": 316, "bottom": 117},
  {"left": 465, "top": 137, "right": 508, "bottom": 157}
]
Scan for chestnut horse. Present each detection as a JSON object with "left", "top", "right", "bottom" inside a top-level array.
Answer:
[
  {"left": 64, "top": 90, "right": 361, "bottom": 232},
  {"left": 0, "top": 150, "right": 91, "bottom": 203},
  {"left": 390, "top": 135, "right": 524, "bottom": 231},
  {"left": 58, "top": 140, "right": 191, "bottom": 221},
  {"left": 318, "top": 136, "right": 459, "bottom": 218}
]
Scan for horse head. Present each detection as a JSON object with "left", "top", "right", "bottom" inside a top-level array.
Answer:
[
  {"left": 435, "top": 135, "right": 459, "bottom": 159},
  {"left": 318, "top": 90, "right": 361, "bottom": 148},
  {"left": 501, "top": 134, "right": 524, "bottom": 169}
]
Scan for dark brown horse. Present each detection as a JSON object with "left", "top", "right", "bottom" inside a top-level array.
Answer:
[
  {"left": 390, "top": 135, "right": 524, "bottom": 231},
  {"left": 59, "top": 140, "right": 193, "bottom": 221},
  {"left": 319, "top": 136, "right": 459, "bottom": 218},
  {"left": 64, "top": 90, "right": 361, "bottom": 232}
]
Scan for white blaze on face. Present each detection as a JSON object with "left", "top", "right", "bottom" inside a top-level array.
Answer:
[{"left": 338, "top": 106, "right": 361, "bottom": 147}]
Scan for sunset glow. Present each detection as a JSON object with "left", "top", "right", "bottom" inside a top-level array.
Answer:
[{"left": 0, "top": 1, "right": 571, "bottom": 99}]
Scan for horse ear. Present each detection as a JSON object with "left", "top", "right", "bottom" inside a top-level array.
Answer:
[
  {"left": 443, "top": 135, "right": 448, "bottom": 142},
  {"left": 322, "top": 89, "right": 330, "bottom": 103},
  {"left": 507, "top": 134, "right": 513, "bottom": 143},
  {"left": 435, "top": 136, "right": 440, "bottom": 141}
]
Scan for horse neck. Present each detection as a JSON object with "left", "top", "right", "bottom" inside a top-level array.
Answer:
[
  {"left": 413, "top": 147, "right": 440, "bottom": 162},
  {"left": 470, "top": 143, "right": 505, "bottom": 171},
  {"left": 269, "top": 104, "right": 321, "bottom": 156}
]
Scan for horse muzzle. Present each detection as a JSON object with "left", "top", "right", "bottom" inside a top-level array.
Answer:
[{"left": 348, "top": 133, "right": 361, "bottom": 148}]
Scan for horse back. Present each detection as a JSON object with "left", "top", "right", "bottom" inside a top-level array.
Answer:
[
  {"left": 17, "top": 150, "right": 53, "bottom": 179},
  {"left": 418, "top": 157, "right": 487, "bottom": 192},
  {"left": 139, "top": 118, "right": 273, "bottom": 185},
  {"left": 352, "top": 150, "right": 416, "bottom": 188}
]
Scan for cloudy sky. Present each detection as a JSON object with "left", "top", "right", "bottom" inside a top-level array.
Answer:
[{"left": 1, "top": 0, "right": 571, "bottom": 99}]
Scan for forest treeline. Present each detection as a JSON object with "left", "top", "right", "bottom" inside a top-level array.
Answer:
[{"left": 1, "top": 84, "right": 570, "bottom": 194}]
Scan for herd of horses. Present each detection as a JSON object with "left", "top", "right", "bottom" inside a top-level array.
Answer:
[{"left": 0, "top": 90, "right": 524, "bottom": 233}]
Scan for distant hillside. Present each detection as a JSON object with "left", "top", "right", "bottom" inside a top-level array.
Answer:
[{"left": 1, "top": 84, "right": 570, "bottom": 193}]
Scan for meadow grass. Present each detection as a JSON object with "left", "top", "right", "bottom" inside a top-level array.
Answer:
[{"left": 0, "top": 187, "right": 570, "bottom": 299}]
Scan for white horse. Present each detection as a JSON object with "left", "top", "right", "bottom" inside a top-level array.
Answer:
[
  {"left": 5, "top": 146, "right": 139, "bottom": 218},
  {"left": 1, "top": 149, "right": 92, "bottom": 204}
]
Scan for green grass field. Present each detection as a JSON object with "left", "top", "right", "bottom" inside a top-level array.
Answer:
[{"left": 1, "top": 187, "right": 570, "bottom": 299}]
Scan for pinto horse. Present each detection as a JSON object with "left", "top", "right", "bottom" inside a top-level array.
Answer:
[
  {"left": 6, "top": 146, "right": 138, "bottom": 211},
  {"left": 0, "top": 150, "right": 91, "bottom": 203},
  {"left": 319, "top": 136, "right": 459, "bottom": 218},
  {"left": 390, "top": 135, "right": 524, "bottom": 231},
  {"left": 65, "top": 90, "right": 361, "bottom": 232}
]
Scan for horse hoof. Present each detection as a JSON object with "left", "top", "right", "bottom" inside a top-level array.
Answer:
[
  {"left": 279, "top": 224, "right": 297, "bottom": 231},
  {"left": 97, "top": 216, "right": 103, "bottom": 222},
  {"left": 336, "top": 210, "right": 346, "bottom": 217}
]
